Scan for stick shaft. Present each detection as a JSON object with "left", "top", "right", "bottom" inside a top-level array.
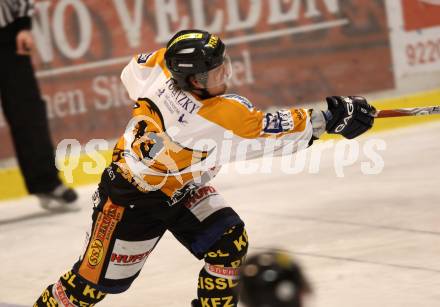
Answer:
[{"left": 374, "top": 106, "right": 440, "bottom": 118}]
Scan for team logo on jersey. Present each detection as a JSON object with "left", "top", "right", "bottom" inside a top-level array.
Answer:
[
  {"left": 222, "top": 94, "right": 254, "bottom": 111},
  {"left": 263, "top": 110, "right": 294, "bottom": 134},
  {"left": 137, "top": 53, "right": 152, "bottom": 64}
]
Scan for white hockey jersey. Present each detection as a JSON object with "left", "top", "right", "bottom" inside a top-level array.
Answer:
[{"left": 114, "top": 48, "right": 313, "bottom": 200}]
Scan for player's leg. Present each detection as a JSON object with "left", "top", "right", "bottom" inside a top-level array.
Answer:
[
  {"left": 34, "top": 168, "right": 167, "bottom": 306},
  {"left": 169, "top": 185, "right": 247, "bottom": 307},
  {"left": 34, "top": 271, "right": 107, "bottom": 307},
  {"left": 195, "top": 224, "right": 248, "bottom": 307}
]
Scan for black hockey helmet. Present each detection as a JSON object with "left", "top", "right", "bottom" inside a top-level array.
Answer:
[
  {"left": 164, "top": 29, "right": 227, "bottom": 90},
  {"left": 239, "top": 251, "right": 311, "bottom": 307}
]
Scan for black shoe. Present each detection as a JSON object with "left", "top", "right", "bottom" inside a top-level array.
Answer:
[
  {"left": 191, "top": 299, "right": 201, "bottom": 307},
  {"left": 37, "top": 184, "right": 80, "bottom": 211}
]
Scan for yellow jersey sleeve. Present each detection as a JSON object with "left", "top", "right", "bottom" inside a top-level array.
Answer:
[{"left": 198, "top": 94, "right": 310, "bottom": 139}]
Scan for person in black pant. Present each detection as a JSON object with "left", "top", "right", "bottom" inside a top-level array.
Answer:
[{"left": 0, "top": 0, "right": 77, "bottom": 209}]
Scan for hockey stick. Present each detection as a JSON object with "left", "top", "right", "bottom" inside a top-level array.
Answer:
[{"left": 374, "top": 106, "right": 440, "bottom": 118}]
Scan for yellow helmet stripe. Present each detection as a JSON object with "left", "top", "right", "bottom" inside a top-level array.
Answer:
[{"left": 168, "top": 33, "right": 203, "bottom": 48}]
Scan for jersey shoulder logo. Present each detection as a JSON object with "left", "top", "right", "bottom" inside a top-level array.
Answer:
[
  {"left": 137, "top": 52, "right": 152, "bottom": 64},
  {"left": 222, "top": 94, "right": 254, "bottom": 111}
]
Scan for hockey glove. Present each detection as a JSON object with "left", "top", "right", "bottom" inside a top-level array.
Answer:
[{"left": 325, "top": 96, "right": 375, "bottom": 139}]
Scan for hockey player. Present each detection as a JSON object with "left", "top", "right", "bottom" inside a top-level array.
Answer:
[
  {"left": 34, "top": 30, "right": 375, "bottom": 306},
  {"left": 239, "top": 250, "right": 312, "bottom": 307}
]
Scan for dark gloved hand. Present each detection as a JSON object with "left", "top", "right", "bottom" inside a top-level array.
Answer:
[{"left": 325, "top": 96, "right": 376, "bottom": 139}]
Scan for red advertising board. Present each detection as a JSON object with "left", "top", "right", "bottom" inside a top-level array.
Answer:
[
  {"left": 0, "top": 0, "right": 394, "bottom": 159},
  {"left": 401, "top": 0, "right": 440, "bottom": 31}
]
